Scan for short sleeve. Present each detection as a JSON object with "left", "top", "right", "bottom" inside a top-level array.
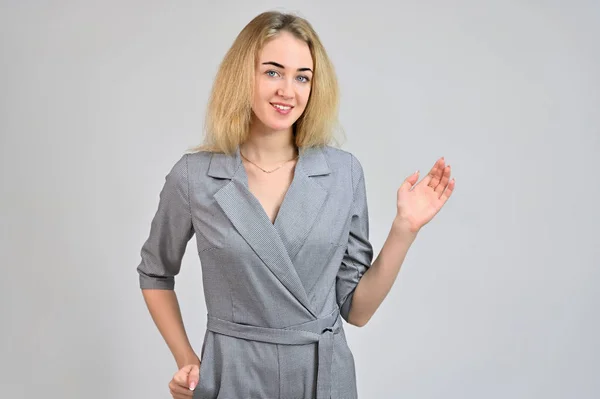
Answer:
[
  {"left": 336, "top": 154, "right": 374, "bottom": 322},
  {"left": 137, "top": 154, "right": 195, "bottom": 290}
]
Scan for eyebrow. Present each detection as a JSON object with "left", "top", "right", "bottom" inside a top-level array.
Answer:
[{"left": 262, "top": 61, "right": 313, "bottom": 73}]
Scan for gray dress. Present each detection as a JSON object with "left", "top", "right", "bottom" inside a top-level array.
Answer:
[{"left": 137, "top": 145, "right": 374, "bottom": 399}]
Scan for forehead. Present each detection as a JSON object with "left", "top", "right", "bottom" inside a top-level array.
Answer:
[{"left": 257, "top": 31, "right": 313, "bottom": 69}]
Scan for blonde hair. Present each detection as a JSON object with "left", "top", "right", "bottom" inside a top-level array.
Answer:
[{"left": 189, "top": 11, "right": 342, "bottom": 155}]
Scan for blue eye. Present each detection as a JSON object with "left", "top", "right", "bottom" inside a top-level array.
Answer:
[
  {"left": 266, "top": 70, "right": 279, "bottom": 77},
  {"left": 297, "top": 75, "right": 310, "bottom": 83}
]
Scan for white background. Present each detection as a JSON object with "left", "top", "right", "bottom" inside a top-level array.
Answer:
[{"left": 1, "top": 1, "right": 598, "bottom": 398}]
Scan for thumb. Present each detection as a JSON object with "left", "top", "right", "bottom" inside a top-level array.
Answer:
[
  {"left": 188, "top": 363, "right": 200, "bottom": 391},
  {"left": 400, "top": 170, "right": 419, "bottom": 192}
]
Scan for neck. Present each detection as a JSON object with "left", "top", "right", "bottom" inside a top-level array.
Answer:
[{"left": 242, "top": 119, "right": 297, "bottom": 164}]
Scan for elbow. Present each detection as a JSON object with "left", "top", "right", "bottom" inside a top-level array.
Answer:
[
  {"left": 349, "top": 320, "right": 366, "bottom": 328},
  {"left": 341, "top": 295, "right": 371, "bottom": 327},
  {"left": 347, "top": 311, "right": 371, "bottom": 328},
  {"left": 353, "top": 317, "right": 371, "bottom": 328},
  {"left": 349, "top": 318, "right": 368, "bottom": 328}
]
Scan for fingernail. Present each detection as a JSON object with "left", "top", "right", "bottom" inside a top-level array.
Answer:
[
  {"left": 414, "top": 170, "right": 419, "bottom": 175},
  {"left": 189, "top": 382, "right": 196, "bottom": 391}
]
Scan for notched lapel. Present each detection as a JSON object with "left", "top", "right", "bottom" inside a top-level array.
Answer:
[
  {"left": 274, "top": 146, "right": 331, "bottom": 262},
  {"left": 211, "top": 147, "right": 318, "bottom": 317}
]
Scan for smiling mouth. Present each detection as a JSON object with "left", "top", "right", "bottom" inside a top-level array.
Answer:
[{"left": 271, "top": 103, "right": 293, "bottom": 111}]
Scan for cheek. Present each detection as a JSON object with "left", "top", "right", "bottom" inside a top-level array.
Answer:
[
  {"left": 256, "top": 82, "right": 268, "bottom": 100},
  {"left": 252, "top": 77, "right": 266, "bottom": 99},
  {"left": 297, "top": 86, "right": 312, "bottom": 108},
  {"left": 252, "top": 83, "right": 270, "bottom": 112}
]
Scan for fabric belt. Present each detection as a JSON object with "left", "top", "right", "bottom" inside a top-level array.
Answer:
[{"left": 206, "top": 308, "right": 342, "bottom": 399}]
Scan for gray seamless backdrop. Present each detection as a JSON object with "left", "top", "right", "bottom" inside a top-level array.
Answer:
[{"left": 1, "top": 1, "right": 598, "bottom": 398}]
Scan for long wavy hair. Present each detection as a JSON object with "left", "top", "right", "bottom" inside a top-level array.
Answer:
[{"left": 189, "top": 11, "right": 341, "bottom": 155}]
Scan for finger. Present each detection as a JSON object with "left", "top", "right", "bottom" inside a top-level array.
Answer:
[
  {"left": 420, "top": 158, "right": 444, "bottom": 188},
  {"left": 440, "top": 178, "right": 456, "bottom": 202},
  {"left": 173, "top": 364, "right": 195, "bottom": 385},
  {"left": 170, "top": 374, "right": 191, "bottom": 390},
  {"left": 400, "top": 171, "right": 420, "bottom": 192},
  {"left": 172, "top": 390, "right": 194, "bottom": 399},
  {"left": 169, "top": 380, "right": 194, "bottom": 397},
  {"left": 188, "top": 364, "right": 200, "bottom": 391},
  {"left": 428, "top": 158, "right": 445, "bottom": 189},
  {"left": 435, "top": 165, "right": 451, "bottom": 196},
  {"left": 172, "top": 370, "right": 188, "bottom": 386}
]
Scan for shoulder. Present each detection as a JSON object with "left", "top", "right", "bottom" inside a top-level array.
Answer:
[
  {"left": 319, "top": 145, "right": 366, "bottom": 185},
  {"left": 167, "top": 150, "right": 211, "bottom": 173},
  {"left": 162, "top": 150, "right": 214, "bottom": 187},
  {"left": 184, "top": 149, "right": 213, "bottom": 166},
  {"left": 181, "top": 150, "right": 215, "bottom": 179}
]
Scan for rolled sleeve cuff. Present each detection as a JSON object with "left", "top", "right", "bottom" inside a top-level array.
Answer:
[{"left": 139, "top": 273, "right": 175, "bottom": 290}]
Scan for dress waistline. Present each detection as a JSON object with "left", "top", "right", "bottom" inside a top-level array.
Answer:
[{"left": 206, "top": 307, "right": 342, "bottom": 399}]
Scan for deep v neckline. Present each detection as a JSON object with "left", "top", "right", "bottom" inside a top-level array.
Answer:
[
  {"left": 237, "top": 147, "right": 302, "bottom": 227},
  {"left": 211, "top": 145, "right": 330, "bottom": 313}
]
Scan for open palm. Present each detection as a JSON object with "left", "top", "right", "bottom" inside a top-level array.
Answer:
[{"left": 396, "top": 157, "right": 455, "bottom": 233}]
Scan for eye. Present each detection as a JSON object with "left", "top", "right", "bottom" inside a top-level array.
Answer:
[
  {"left": 266, "top": 70, "right": 280, "bottom": 78},
  {"left": 297, "top": 75, "right": 311, "bottom": 83}
]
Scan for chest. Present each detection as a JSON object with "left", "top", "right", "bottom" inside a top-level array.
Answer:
[
  {"left": 189, "top": 153, "right": 355, "bottom": 255},
  {"left": 244, "top": 162, "right": 296, "bottom": 225}
]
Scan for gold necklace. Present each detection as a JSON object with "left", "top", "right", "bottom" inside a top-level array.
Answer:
[{"left": 240, "top": 151, "right": 299, "bottom": 174}]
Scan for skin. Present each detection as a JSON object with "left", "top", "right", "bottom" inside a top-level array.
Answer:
[
  {"left": 249, "top": 31, "right": 313, "bottom": 140},
  {"left": 165, "top": 30, "right": 456, "bottom": 397}
]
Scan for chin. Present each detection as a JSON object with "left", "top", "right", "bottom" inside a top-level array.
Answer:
[
  {"left": 252, "top": 108, "right": 301, "bottom": 133},
  {"left": 261, "top": 116, "right": 297, "bottom": 132},
  {"left": 267, "top": 122, "right": 294, "bottom": 131}
]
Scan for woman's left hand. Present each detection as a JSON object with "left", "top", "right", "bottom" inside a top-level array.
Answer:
[{"left": 395, "top": 157, "right": 455, "bottom": 233}]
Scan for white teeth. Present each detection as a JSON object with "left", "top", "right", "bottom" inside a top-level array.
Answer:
[{"left": 272, "top": 104, "right": 291, "bottom": 110}]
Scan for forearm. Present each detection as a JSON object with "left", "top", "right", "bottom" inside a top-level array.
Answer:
[
  {"left": 348, "top": 218, "right": 418, "bottom": 326},
  {"left": 142, "top": 289, "right": 199, "bottom": 369}
]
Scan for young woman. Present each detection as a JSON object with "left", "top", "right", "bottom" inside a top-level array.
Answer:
[{"left": 137, "top": 11, "right": 455, "bottom": 399}]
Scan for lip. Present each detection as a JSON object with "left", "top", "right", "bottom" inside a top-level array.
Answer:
[{"left": 270, "top": 102, "right": 294, "bottom": 115}]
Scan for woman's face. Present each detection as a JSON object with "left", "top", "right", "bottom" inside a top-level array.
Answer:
[{"left": 251, "top": 31, "right": 313, "bottom": 134}]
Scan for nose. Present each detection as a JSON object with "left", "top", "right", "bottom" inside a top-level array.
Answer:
[{"left": 276, "top": 77, "right": 294, "bottom": 99}]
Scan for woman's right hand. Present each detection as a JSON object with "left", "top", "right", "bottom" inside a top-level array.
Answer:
[{"left": 169, "top": 363, "right": 200, "bottom": 398}]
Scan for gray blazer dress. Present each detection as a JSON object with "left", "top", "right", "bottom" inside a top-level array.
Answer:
[{"left": 137, "top": 145, "right": 374, "bottom": 399}]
